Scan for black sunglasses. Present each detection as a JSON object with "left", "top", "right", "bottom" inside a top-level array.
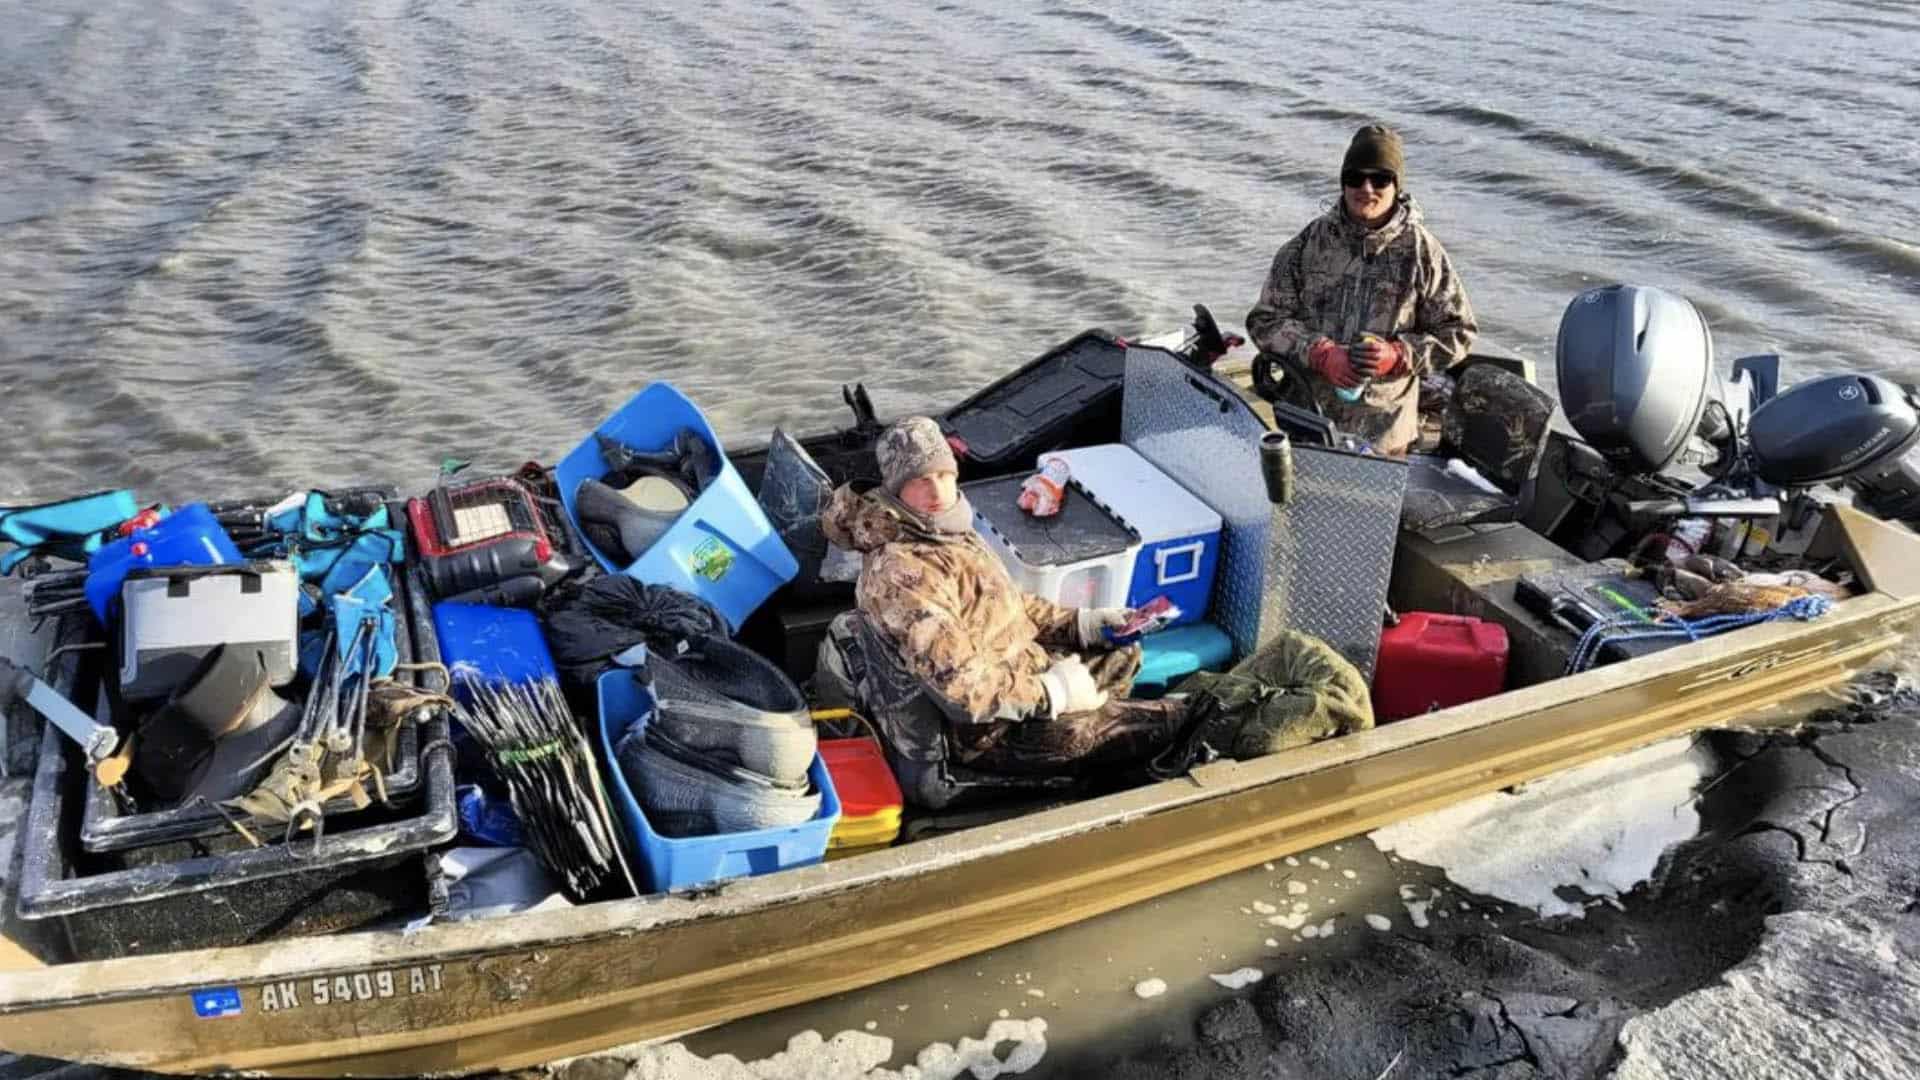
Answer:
[{"left": 1342, "top": 170, "right": 1396, "bottom": 190}]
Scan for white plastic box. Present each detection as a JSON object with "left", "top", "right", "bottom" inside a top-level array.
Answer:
[
  {"left": 965, "top": 473, "right": 1139, "bottom": 611},
  {"left": 119, "top": 561, "right": 301, "bottom": 700},
  {"left": 1039, "top": 444, "right": 1223, "bottom": 625}
]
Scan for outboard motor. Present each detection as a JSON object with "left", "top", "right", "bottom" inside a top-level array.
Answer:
[
  {"left": 1555, "top": 284, "right": 1748, "bottom": 474},
  {"left": 1537, "top": 285, "right": 1777, "bottom": 558},
  {"left": 1747, "top": 374, "right": 1920, "bottom": 525}
]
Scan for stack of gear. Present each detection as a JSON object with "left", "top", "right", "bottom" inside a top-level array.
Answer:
[
  {"left": 406, "top": 473, "right": 578, "bottom": 607},
  {"left": 555, "top": 381, "right": 800, "bottom": 631},
  {"left": 612, "top": 635, "right": 821, "bottom": 837},
  {"left": 450, "top": 672, "right": 636, "bottom": 900},
  {"left": 10, "top": 489, "right": 458, "bottom": 960},
  {"left": 571, "top": 428, "right": 719, "bottom": 567},
  {"left": 193, "top": 492, "right": 420, "bottom": 831},
  {"left": 821, "top": 737, "right": 904, "bottom": 856}
]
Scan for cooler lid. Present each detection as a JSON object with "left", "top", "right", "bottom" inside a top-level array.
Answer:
[
  {"left": 1043, "top": 444, "right": 1223, "bottom": 544},
  {"left": 819, "top": 738, "right": 904, "bottom": 819},
  {"left": 964, "top": 474, "right": 1137, "bottom": 566}
]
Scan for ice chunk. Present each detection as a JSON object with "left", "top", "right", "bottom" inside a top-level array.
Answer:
[
  {"left": 1366, "top": 914, "right": 1393, "bottom": 932},
  {"left": 1369, "top": 738, "right": 1707, "bottom": 919},
  {"left": 1209, "top": 967, "right": 1264, "bottom": 990},
  {"left": 1252, "top": 901, "right": 1278, "bottom": 915},
  {"left": 1134, "top": 978, "right": 1168, "bottom": 999},
  {"left": 1286, "top": 881, "right": 1309, "bottom": 895}
]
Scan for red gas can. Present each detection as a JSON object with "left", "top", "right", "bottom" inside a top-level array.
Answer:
[{"left": 1373, "top": 612, "right": 1510, "bottom": 721}]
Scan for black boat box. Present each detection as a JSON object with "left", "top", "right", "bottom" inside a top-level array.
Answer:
[
  {"left": 943, "top": 330, "right": 1127, "bottom": 478},
  {"left": 15, "top": 566, "right": 456, "bottom": 961}
]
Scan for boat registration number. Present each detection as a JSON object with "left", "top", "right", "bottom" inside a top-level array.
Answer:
[{"left": 256, "top": 964, "right": 446, "bottom": 1013}]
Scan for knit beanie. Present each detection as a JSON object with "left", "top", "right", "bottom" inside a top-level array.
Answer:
[
  {"left": 877, "top": 416, "right": 959, "bottom": 495},
  {"left": 1342, "top": 125, "right": 1405, "bottom": 180}
]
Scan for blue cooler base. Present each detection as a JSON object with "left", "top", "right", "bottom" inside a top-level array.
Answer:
[
  {"left": 1131, "top": 622, "right": 1234, "bottom": 698},
  {"left": 596, "top": 668, "right": 839, "bottom": 893},
  {"left": 1128, "top": 533, "right": 1219, "bottom": 628}
]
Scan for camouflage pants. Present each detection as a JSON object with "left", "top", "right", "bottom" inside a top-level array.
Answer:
[{"left": 951, "top": 645, "right": 1187, "bottom": 777}]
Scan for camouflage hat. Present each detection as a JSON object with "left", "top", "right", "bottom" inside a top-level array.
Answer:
[
  {"left": 1343, "top": 124, "right": 1405, "bottom": 181},
  {"left": 877, "top": 416, "right": 959, "bottom": 495}
]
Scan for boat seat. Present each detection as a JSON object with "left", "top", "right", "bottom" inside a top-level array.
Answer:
[
  {"left": 1401, "top": 362, "right": 1556, "bottom": 533},
  {"left": 815, "top": 613, "right": 1075, "bottom": 812}
]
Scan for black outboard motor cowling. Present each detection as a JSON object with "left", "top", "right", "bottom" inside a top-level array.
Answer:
[
  {"left": 1747, "top": 373, "right": 1920, "bottom": 524},
  {"left": 1555, "top": 285, "right": 1717, "bottom": 474},
  {"left": 1747, "top": 374, "right": 1920, "bottom": 485}
]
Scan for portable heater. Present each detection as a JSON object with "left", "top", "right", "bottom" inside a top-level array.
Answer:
[{"left": 406, "top": 476, "right": 574, "bottom": 602}]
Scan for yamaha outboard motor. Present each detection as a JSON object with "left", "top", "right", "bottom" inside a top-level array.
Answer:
[
  {"left": 1747, "top": 373, "right": 1920, "bottom": 525},
  {"left": 1555, "top": 284, "right": 1728, "bottom": 474},
  {"left": 1536, "top": 285, "right": 1776, "bottom": 558}
]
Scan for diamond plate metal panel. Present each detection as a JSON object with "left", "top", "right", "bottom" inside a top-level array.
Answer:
[
  {"left": 1121, "top": 347, "right": 1283, "bottom": 660},
  {"left": 1121, "top": 346, "right": 1407, "bottom": 678},
  {"left": 1262, "top": 445, "right": 1407, "bottom": 679}
]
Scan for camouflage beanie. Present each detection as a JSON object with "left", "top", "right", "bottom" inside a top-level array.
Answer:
[
  {"left": 1343, "top": 124, "right": 1405, "bottom": 181},
  {"left": 877, "top": 416, "right": 959, "bottom": 495}
]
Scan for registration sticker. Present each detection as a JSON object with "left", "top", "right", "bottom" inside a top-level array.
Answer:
[
  {"left": 192, "top": 987, "right": 244, "bottom": 1019},
  {"left": 690, "top": 538, "right": 733, "bottom": 582}
]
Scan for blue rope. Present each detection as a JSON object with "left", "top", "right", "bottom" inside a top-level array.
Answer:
[{"left": 1565, "top": 593, "right": 1833, "bottom": 675}]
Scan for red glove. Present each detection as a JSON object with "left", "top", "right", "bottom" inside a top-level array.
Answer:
[
  {"left": 1352, "top": 336, "right": 1410, "bottom": 379},
  {"left": 1306, "top": 338, "right": 1362, "bottom": 389}
]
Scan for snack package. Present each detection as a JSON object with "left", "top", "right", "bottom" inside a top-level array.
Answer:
[
  {"left": 1109, "top": 596, "right": 1181, "bottom": 641},
  {"left": 1017, "top": 456, "right": 1071, "bottom": 517}
]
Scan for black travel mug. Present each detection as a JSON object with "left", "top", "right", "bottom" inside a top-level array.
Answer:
[{"left": 1261, "top": 431, "right": 1294, "bottom": 506}]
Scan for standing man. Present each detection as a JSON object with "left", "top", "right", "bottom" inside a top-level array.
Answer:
[{"left": 1246, "top": 124, "right": 1478, "bottom": 455}]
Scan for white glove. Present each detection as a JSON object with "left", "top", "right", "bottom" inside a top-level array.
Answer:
[
  {"left": 1075, "top": 607, "right": 1132, "bottom": 649},
  {"left": 1037, "top": 656, "right": 1109, "bottom": 718}
]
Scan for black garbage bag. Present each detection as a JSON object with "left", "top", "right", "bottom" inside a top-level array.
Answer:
[{"left": 541, "top": 575, "right": 727, "bottom": 693}]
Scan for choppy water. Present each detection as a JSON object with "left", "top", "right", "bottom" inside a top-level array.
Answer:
[{"left": 3, "top": 0, "right": 1918, "bottom": 504}]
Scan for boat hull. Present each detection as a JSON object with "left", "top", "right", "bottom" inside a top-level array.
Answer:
[{"left": 0, "top": 574, "right": 1912, "bottom": 1076}]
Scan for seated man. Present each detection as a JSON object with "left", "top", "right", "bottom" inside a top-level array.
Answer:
[
  {"left": 819, "top": 417, "right": 1182, "bottom": 780},
  {"left": 1246, "top": 124, "right": 1478, "bottom": 456}
]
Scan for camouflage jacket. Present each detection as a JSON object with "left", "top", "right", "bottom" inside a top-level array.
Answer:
[
  {"left": 1246, "top": 194, "right": 1477, "bottom": 453},
  {"left": 820, "top": 485, "right": 1079, "bottom": 722}
]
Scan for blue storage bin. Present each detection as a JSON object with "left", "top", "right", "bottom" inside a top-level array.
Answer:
[
  {"left": 556, "top": 383, "right": 798, "bottom": 631},
  {"left": 84, "top": 503, "right": 244, "bottom": 623},
  {"left": 596, "top": 667, "right": 839, "bottom": 893},
  {"left": 432, "top": 602, "right": 556, "bottom": 689},
  {"left": 1042, "top": 445, "right": 1223, "bottom": 626},
  {"left": 1132, "top": 621, "right": 1235, "bottom": 698}
]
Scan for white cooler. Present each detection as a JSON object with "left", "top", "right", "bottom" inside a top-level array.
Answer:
[
  {"left": 1039, "top": 444, "right": 1222, "bottom": 626},
  {"left": 964, "top": 473, "right": 1138, "bottom": 611}
]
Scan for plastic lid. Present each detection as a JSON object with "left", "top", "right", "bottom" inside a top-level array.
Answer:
[{"left": 819, "top": 737, "right": 903, "bottom": 819}]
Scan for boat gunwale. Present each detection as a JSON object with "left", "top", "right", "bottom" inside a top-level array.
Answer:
[{"left": 2, "top": 578, "right": 1913, "bottom": 1013}]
